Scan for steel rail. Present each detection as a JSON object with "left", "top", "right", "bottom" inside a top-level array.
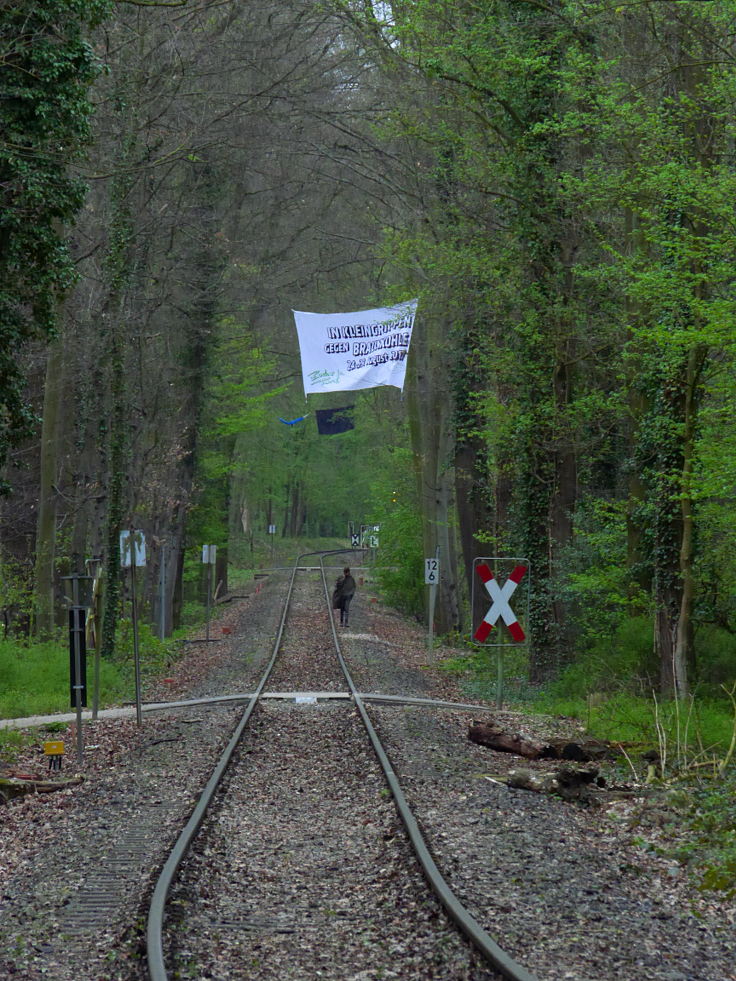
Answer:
[
  {"left": 146, "top": 556, "right": 304, "bottom": 981},
  {"left": 318, "top": 550, "right": 539, "bottom": 981},
  {"left": 148, "top": 548, "right": 537, "bottom": 981},
  {"left": 146, "top": 548, "right": 352, "bottom": 980}
]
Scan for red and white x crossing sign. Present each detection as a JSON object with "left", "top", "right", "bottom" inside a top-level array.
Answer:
[{"left": 474, "top": 562, "right": 528, "bottom": 643}]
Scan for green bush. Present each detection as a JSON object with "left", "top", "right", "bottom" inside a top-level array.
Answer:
[
  {"left": 543, "top": 615, "right": 656, "bottom": 700},
  {"left": 113, "top": 618, "right": 180, "bottom": 676},
  {"left": 0, "top": 552, "right": 33, "bottom": 638},
  {"left": 693, "top": 625, "right": 736, "bottom": 691},
  {"left": 557, "top": 498, "right": 649, "bottom": 652},
  {"left": 367, "top": 448, "right": 424, "bottom": 618}
]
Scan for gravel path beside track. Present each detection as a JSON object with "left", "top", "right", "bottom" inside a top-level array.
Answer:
[
  {"left": 0, "top": 574, "right": 285, "bottom": 980},
  {"left": 1, "top": 563, "right": 734, "bottom": 980}
]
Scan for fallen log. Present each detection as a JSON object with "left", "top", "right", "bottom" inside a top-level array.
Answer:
[
  {"left": 487, "top": 765, "right": 653, "bottom": 805},
  {"left": 468, "top": 721, "right": 614, "bottom": 762},
  {"left": 506, "top": 765, "right": 604, "bottom": 801},
  {"left": 468, "top": 723, "right": 542, "bottom": 758},
  {"left": 0, "top": 775, "right": 83, "bottom": 804}
]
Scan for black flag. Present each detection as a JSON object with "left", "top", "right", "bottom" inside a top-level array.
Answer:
[{"left": 315, "top": 406, "right": 355, "bottom": 435}]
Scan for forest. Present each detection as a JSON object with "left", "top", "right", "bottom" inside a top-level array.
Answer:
[{"left": 3, "top": 0, "right": 736, "bottom": 724}]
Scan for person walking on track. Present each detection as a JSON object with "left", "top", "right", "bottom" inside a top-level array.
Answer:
[{"left": 332, "top": 566, "right": 356, "bottom": 627}]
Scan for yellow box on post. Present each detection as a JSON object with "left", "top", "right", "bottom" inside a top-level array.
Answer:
[{"left": 43, "top": 741, "right": 64, "bottom": 772}]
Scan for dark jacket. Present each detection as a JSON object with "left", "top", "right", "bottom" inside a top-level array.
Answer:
[{"left": 332, "top": 574, "right": 356, "bottom": 608}]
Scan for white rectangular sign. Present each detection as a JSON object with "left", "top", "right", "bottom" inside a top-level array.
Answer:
[
  {"left": 425, "top": 557, "right": 439, "bottom": 585},
  {"left": 293, "top": 299, "right": 418, "bottom": 395},
  {"left": 120, "top": 530, "right": 146, "bottom": 568},
  {"left": 202, "top": 544, "right": 217, "bottom": 565}
]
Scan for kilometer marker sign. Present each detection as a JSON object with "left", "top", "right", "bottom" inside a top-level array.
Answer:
[{"left": 474, "top": 563, "right": 527, "bottom": 643}]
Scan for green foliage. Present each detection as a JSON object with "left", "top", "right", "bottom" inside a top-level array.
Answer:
[
  {"left": 186, "top": 322, "right": 284, "bottom": 554},
  {"left": 367, "top": 447, "right": 424, "bottom": 618},
  {"left": 351, "top": 0, "right": 736, "bottom": 691},
  {"left": 441, "top": 643, "right": 534, "bottom": 704},
  {"left": 684, "top": 772, "right": 736, "bottom": 897},
  {"left": 0, "top": 553, "right": 33, "bottom": 637},
  {"left": 540, "top": 616, "right": 657, "bottom": 702},
  {"left": 0, "top": 0, "right": 111, "bottom": 481},
  {"left": 559, "top": 499, "right": 650, "bottom": 650},
  {"left": 692, "top": 626, "right": 736, "bottom": 692},
  {"left": 112, "top": 617, "right": 180, "bottom": 676}
]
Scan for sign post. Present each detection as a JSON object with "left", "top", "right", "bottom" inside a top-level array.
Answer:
[
  {"left": 202, "top": 544, "right": 217, "bottom": 640},
  {"left": 62, "top": 574, "right": 91, "bottom": 764},
  {"left": 424, "top": 549, "right": 440, "bottom": 652},
  {"left": 121, "top": 530, "right": 146, "bottom": 726},
  {"left": 158, "top": 544, "right": 167, "bottom": 641},
  {"left": 85, "top": 557, "right": 103, "bottom": 721}
]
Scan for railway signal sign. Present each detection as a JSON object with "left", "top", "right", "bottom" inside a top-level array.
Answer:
[
  {"left": 472, "top": 559, "right": 529, "bottom": 645},
  {"left": 360, "top": 523, "right": 380, "bottom": 548}
]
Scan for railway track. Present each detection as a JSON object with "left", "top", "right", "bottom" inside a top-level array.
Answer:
[{"left": 146, "top": 551, "right": 537, "bottom": 981}]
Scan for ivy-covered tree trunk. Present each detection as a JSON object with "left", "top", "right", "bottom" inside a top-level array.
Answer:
[
  {"left": 98, "top": 89, "right": 137, "bottom": 658},
  {"left": 100, "top": 313, "right": 127, "bottom": 660},
  {"left": 0, "top": 1, "right": 110, "bottom": 487},
  {"left": 506, "top": 9, "right": 582, "bottom": 680},
  {"left": 34, "top": 338, "right": 64, "bottom": 637},
  {"left": 454, "top": 332, "right": 495, "bottom": 600}
]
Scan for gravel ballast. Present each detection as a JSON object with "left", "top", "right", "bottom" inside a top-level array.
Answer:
[{"left": 0, "top": 564, "right": 734, "bottom": 980}]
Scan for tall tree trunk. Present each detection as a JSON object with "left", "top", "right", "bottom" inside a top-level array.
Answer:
[
  {"left": 100, "top": 305, "right": 127, "bottom": 659},
  {"left": 407, "top": 314, "right": 461, "bottom": 634},
  {"left": 34, "top": 338, "right": 64, "bottom": 637},
  {"left": 669, "top": 344, "right": 706, "bottom": 696},
  {"left": 454, "top": 332, "right": 495, "bottom": 601}
]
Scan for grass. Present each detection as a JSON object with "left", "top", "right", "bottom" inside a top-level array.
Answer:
[
  {"left": 0, "top": 613, "right": 192, "bottom": 722},
  {"left": 0, "top": 727, "right": 35, "bottom": 764},
  {"left": 526, "top": 689, "right": 736, "bottom": 762},
  {"left": 0, "top": 638, "right": 131, "bottom": 719},
  {"left": 228, "top": 534, "right": 352, "bottom": 571}
]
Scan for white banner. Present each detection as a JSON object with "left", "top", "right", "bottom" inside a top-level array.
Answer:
[{"left": 293, "top": 299, "right": 418, "bottom": 395}]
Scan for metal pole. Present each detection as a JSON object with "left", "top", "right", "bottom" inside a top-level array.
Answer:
[
  {"left": 428, "top": 583, "right": 436, "bottom": 653},
  {"left": 92, "top": 582, "right": 101, "bottom": 722},
  {"left": 205, "top": 560, "right": 212, "bottom": 642},
  {"left": 497, "top": 632, "right": 505, "bottom": 710},
  {"left": 70, "top": 576, "right": 84, "bottom": 764},
  {"left": 84, "top": 558, "right": 102, "bottom": 722},
  {"left": 158, "top": 545, "right": 167, "bottom": 641},
  {"left": 130, "top": 556, "right": 142, "bottom": 727},
  {"left": 428, "top": 545, "right": 440, "bottom": 653}
]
